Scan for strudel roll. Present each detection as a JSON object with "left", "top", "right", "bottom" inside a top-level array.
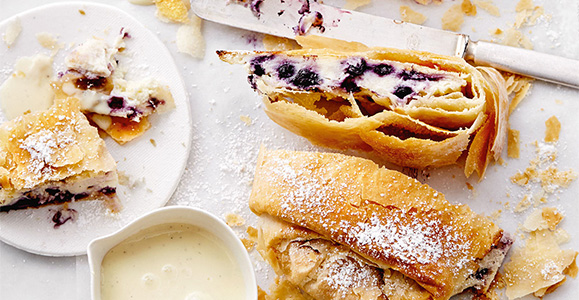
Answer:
[
  {"left": 0, "top": 97, "right": 119, "bottom": 212},
  {"left": 250, "top": 148, "right": 513, "bottom": 300},
  {"left": 218, "top": 37, "right": 508, "bottom": 178}
]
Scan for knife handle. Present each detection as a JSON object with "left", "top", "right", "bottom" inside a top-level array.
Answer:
[{"left": 465, "top": 40, "right": 579, "bottom": 89}]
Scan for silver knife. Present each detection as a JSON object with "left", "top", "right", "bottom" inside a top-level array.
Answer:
[{"left": 191, "top": 0, "right": 579, "bottom": 89}]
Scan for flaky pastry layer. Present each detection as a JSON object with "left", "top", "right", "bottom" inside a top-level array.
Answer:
[{"left": 250, "top": 148, "right": 512, "bottom": 300}]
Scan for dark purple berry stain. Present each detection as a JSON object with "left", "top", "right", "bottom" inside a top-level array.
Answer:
[
  {"left": 277, "top": 63, "right": 296, "bottom": 79},
  {"left": 74, "top": 76, "right": 108, "bottom": 90},
  {"left": 298, "top": 0, "right": 311, "bottom": 14},
  {"left": 107, "top": 96, "right": 125, "bottom": 110},
  {"left": 291, "top": 69, "right": 321, "bottom": 89},
  {"left": 249, "top": 0, "right": 264, "bottom": 17},
  {"left": 147, "top": 97, "right": 164, "bottom": 109},
  {"left": 52, "top": 207, "right": 78, "bottom": 229},
  {"left": 393, "top": 85, "right": 414, "bottom": 100}
]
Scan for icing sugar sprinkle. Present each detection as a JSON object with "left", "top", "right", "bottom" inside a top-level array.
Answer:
[
  {"left": 350, "top": 214, "right": 443, "bottom": 265},
  {"left": 19, "top": 128, "right": 75, "bottom": 187},
  {"left": 270, "top": 154, "right": 471, "bottom": 267}
]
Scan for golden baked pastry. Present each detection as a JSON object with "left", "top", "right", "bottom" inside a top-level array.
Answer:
[
  {"left": 0, "top": 97, "right": 119, "bottom": 212},
  {"left": 54, "top": 31, "right": 175, "bottom": 144},
  {"left": 250, "top": 147, "right": 513, "bottom": 300},
  {"left": 218, "top": 36, "right": 508, "bottom": 178}
]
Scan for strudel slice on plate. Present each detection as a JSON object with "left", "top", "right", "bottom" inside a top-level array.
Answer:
[
  {"left": 250, "top": 148, "right": 513, "bottom": 300},
  {"left": 53, "top": 29, "right": 175, "bottom": 144},
  {"left": 0, "top": 97, "right": 119, "bottom": 212},
  {"left": 218, "top": 36, "right": 509, "bottom": 178}
]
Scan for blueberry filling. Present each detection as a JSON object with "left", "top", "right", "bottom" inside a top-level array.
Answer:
[
  {"left": 399, "top": 69, "right": 442, "bottom": 81},
  {"left": 250, "top": 55, "right": 274, "bottom": 77},
  {"left": 373, "top": 64, "right": 394, "bottom": 76},
  {"left": 291, "top": 69, "right": 321, "bottom": 89},
  {"left": 100, "top": 186, "right": 117, "bottom": 195},
  {"left": 74, "top": 76, "right": 108, "bottom": 90},
  {"left": 393, "top": 86, "right": 414, "bottom": 100},
  {"left": 277, "top": 63, "right": 296, "bottom": 79},
  {"left": 345, "top": 59, "right": 368, "bottom": 77},
  {"left": 108, "top": 96, "right": 125, "bottom": 110}
]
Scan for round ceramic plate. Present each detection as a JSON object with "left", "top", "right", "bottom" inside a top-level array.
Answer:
[{"left": 0, "top": 2, "right": 192, "bottom": 256}]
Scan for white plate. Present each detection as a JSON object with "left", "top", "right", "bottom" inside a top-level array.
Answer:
[{"left": 0, "top": 2, "right": 192, "bottom": 256}]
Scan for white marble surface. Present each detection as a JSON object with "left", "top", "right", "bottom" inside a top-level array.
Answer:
[{"left": 1, "top": 0, "right": 579, "bottom": 299}]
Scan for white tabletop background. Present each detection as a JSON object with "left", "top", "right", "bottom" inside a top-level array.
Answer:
[{"left": 1, "top": 0, "right": 578, "bottom": 299}]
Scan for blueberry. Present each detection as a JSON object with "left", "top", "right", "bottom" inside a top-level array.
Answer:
[
  {"left": 108, "top": 96, "right": 125, "bottom": 109},
  {"left": 291, "top": 69, "right": 321, "bottom": 88},
  {"left": 345, "top": 59, "right": 368, "bottom": 77},
  {"left": 277, "top": 63, "right": 296, "bottom": 79},
  {"left": 373, "top": 64, "right": 394, "bottom": 76},
  {"left": 393, "top": 86, "right": 414, "bottom": 99},
  {"left": 252, "top": 64, "right": 266, "bottom": 76}
]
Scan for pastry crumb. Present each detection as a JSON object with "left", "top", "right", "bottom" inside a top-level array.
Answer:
[
  {"left": 240, "top": 115, "right": 253, "bottom": 126},
  {"left": 461, "top": 0, "right": 477, "bottom": 16},
  {"left": 522, "top": 207, "right": 563, "bottom": 232},
  {"left": 473, "top": 0, "right": 501, "bottom": 17},
  {"left": 501, "top": 28, "right": 533, "bottom": 49},
  {"left": 155, "top": 0, "right": 190, "bottom": 23},
  {"left": 240, "top": 238, "right": 256, "bottom": 252},
  {"left": 149, "top": 139, "right": 157, "bottom": 147},
  {"left": 504, "top": 223, "right": 577, "bottom": 299},
  {"left": 2, "top": 17, "right": 22, "bottom": 47},
  {"left": 225, "top": 213, "right": 246, "bottom": 227},
  {"left": 36, "top": 32, "right": 62, "bottom": 52},
  {"left": 344, "top": 0, "right": 371, "bottom": 10},
  {"left": 78, "top": 9, "right": 86, "bottom": 15},
  {"left": 514, "top": 195, "right": 531, "bottom": 212},
  {"left": 441, "top": 4, "right": 464, "bottom": 31},
  {"left": 544, "top": 116, "right": 560, "bottom": 143},
  {"left": 507, "top": 128, "right": 520, "bottom": 158},
  {"left": 400, "top": 6, "right": 427, "bottom": 25},
  {"left": 263, "top": 35, "right": 300, "bottom": 51},
  {"left": 176, "top": 14, "right": 205, "bottom": 58}
]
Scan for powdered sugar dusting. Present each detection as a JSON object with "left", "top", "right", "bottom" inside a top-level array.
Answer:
[
  {"left": 268, "top": 154, "right": 472, "bottom": 269},
  {"left": 18, "top": 128, "right": 76, "bottom": 188}
]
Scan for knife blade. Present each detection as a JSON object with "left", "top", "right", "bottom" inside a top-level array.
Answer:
[{"left": 191, "top": 0, "right": 579, "bottom": 89}]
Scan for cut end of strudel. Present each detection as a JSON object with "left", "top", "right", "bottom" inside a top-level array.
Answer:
[
  {"left": 53, "top": 29, "right": 175, "bottom": 144},
  {"left": 0, "top": 97, "right": 120, "bottom": 212},
  {"left": 250, "top": 147, "right": 513, "bottom": 300},
  {"left": 218, "top": 36, "right": 509, "bottom": 178}
]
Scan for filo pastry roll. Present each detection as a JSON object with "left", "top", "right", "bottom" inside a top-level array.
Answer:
[
  {"left": 250, "top": 148, "right": 513, "bottom": 300},
  {"left": 218, "top": 37, "right": 508, "bottom": 178}
]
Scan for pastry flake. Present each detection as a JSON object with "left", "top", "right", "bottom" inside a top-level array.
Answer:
[
  {"left": 0, "top": 97, "right": 119, "bottom": 212},
  {"left": 218, "top": 38, "right": 509, "bottom": 178},
  {"left": 250, "top": 147, "right": 513, "bottom": 300}
]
